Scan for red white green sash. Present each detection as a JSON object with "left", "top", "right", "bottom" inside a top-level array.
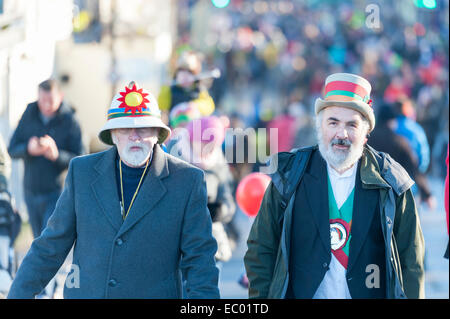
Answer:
[{"left": 328, "top": 176, "right": 354, "bottom": 269}]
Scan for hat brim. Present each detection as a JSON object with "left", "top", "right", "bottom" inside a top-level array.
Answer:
[
  {"left": 98, "top": 116, "right": 171, "bottom": 145},
  {"left": 314, "top": 98, "right": 375, "bottom": 132}
]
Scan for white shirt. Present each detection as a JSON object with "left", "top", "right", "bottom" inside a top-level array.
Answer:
[
  {"left": 313, "top": 163, "right": 358, "bottom": 299},
  {"left": 327, "top": 163, "right": 358, "bottom": 210}
]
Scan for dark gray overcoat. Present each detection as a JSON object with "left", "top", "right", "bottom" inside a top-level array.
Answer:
[{"left": 8, "top": 144, "right": 219, "bottom": 298}]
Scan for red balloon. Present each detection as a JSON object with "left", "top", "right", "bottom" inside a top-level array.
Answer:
[{"left": 236, "top": 172, "right": 271, "bottom": 217}]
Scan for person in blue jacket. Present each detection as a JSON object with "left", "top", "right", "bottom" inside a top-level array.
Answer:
[{"left": 393, "top": 98, "right": 430, "bottom": 174}]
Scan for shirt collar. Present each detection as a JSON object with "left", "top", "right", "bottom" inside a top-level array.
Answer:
[{"left": 327, "top": 161, "right": 358, "bottom": 179}]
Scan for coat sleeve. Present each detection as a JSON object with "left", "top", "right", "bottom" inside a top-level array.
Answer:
[
  {"left": 7, "top": 159, "right": 78, "bottom": 299},
  {"left": 244, "top": 182, "right": 282, "bottom": 299},
  {"left": 211, "top": 167, "right": 236, "bottom": 224},
  {"left": 54, "top": 112, "right": 84, "bottom": 170},
  {"left": 8, "top": 107, "right": 31, "bottom": 160},
  {"left": 179, "top": 169, "right": 220, "bottom": 299},
  {"left": 393, "top": 189, "right": 425, "bottom": 299}
]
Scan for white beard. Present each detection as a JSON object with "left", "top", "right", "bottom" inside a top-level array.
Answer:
[
  {"left": 317, "top": 130, "right": 365, "bottom": 172},
  {"left": 111, "top": 131, "right": 153, "bottom": 167},
  {"left": 120, "top": 142, "right": 151, "bottom": 167}
]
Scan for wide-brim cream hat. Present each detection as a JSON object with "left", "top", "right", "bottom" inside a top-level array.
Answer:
[
  {"left": 99, "top": 82, "right": 171, "bottom": 145},
  {"left": 314, "top": 73, "right": 376, "bottom": 131}
]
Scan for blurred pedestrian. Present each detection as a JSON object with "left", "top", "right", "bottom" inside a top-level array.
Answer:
[
  {"left": 0, "top": 135, "right": 13, "bottom": 295},
  {"left": 245, "top": 73, "right": 425, "bottom": 299},
  {"left": 8, "top": 79, "right": 83, "bottom": 239},
  {"left": 165, "top": 101, "right": 201, "bottom": 159},
  {"left": 290, "top": 102, "right": 317, "bottom": 149},
  {"left": 158, "top": 51, "right": 215, "bottom": 116},
  {"left": 7, "top": 79, "right": 83, "bottom": 298},
  {"left": 7, "top": 82, "right": 219, "bottom": 299},
  {"left": 266, "top": 103, "right": 299, "bottom": 153},
  {"left": 0, "top": 135, "right": 10, "bottom": 193},
  {"left": 369, "top": 104, "right": 436, "bottom": 210},
  {"left": 186, "top": 116, "right": 236, "bottom": 264},
  {"left": 393, "top": 98, "right": 431, "bottom": 174}
]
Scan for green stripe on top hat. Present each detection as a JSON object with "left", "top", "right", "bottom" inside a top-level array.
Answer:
[{"left": 324, "top": 90, "right": 365, "bottom": 101}]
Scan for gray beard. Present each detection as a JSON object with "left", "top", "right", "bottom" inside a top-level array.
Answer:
[
  {"left": 120, "top": 142, "right": 151, "bottom": 167},
  {"left": 317, "top": 132, "right": 364, "bottom": 172}
]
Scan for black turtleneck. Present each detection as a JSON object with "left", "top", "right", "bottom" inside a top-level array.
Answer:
[{"left": 115, "top": 156, "right": 150, "bottom": 219}]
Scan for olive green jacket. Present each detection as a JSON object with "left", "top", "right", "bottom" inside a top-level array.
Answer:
[{"left": 244, "top": 145, "right": 425, "bottom": 299}]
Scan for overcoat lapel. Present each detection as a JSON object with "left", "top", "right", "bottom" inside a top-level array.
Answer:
[
  {"left": 347, "top": 159, "right": 379, "bottom": 272},
  {"left": 303, "top": 151, "right": 331, "bottom": 253},
  {"left": 91, "top": 147, "right": 123, "bottom": 232}
]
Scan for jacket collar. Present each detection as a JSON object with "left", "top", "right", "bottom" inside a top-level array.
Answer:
[
  {"left": 347, "top": 159, "right": 380, "bottom": 272},
  {"left": 302, "top": 150, "right": 331, "bottom": 252},
  {"left": 359, "top": 145, "right": 416, "bottom": 196},
  {"left": 359, "top": 147, "right": 391, "bottom": 190},
  {"left": 34, "top": 100, "right": 74, "bottom": 118}
]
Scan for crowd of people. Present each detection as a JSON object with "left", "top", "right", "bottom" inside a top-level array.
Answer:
[{"left": 180, "top": 0, "right": 449, "bottom": 176}]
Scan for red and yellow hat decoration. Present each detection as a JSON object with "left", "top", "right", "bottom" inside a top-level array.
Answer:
[
  {"left": 99, "top": 82, "right": 171, "bottom": 145},
  {"left": 107, "top": 83, "right": 161, "bottom": 120}
]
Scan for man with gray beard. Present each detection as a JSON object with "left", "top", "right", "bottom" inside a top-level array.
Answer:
[
  {"left": 245, "top": 73, "right": 425, "bottom": 299},
  {"left": 8, "top": 82, "right": 219, "bottom": 299}
]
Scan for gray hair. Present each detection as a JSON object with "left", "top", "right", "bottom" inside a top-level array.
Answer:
[{"left": 315, "top": 109, "right": 370, "bottom": 140}]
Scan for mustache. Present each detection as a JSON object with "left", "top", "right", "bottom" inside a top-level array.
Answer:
[
  {"left": 330, "top": 138, "right": 352, "bottom": 147},
  {"left": 126, "top": 142, "right": 148, "bottom": 151}
]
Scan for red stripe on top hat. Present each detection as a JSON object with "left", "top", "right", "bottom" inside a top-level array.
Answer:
[{"left": 325, "top": 81, "right": 369, "bottom": 98}]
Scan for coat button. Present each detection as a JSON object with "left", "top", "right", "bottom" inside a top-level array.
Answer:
[
  {"left": 115, "top": 238, "right": 123, "bottom": 246},
  {"left": 322, "top": 262, "right": 328, "bottom": 268},
  {"left": 108, "top": 279, "right": 117, "bottom": 287}
]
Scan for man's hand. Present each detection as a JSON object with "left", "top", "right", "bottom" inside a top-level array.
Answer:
[
  {"left": 39, "top": 135, "right": 59, "bottom": 161},
  {"left": 27, "top": 136, "right": 46, "bottom": 156}
]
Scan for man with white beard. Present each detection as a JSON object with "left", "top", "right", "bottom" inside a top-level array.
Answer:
[
  {"left": 8, "top": 82, "right": 220, "bottom": 299},
  {"left": 245, "top": 73, "right": 425, "bottom": 299}
]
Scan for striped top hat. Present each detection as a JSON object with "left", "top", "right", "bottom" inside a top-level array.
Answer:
[
  {"left": 99, "top": 81, "right": 171, "bottom": 145},
  {"left": 315, "top": 73, "right": 375, "bottom": 131}
]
